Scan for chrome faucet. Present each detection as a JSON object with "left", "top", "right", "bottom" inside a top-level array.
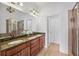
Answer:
[{"left": 9, "top": 31, "right": 16, "bottom": 38}]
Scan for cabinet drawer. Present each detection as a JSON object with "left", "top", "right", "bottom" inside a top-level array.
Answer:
[
  {"left": 6, "top": 43, "right": 27, "bottom": 56},
  {"left": 0, "top": 51, "right": 6, "bottom": 56},
  {"left": 31, "top": 41, "right": 39, "bottom": 48},
  {"left": 26, "top": 47, "right": 30, "bottom": 56},
  {"left": 0, "top": 52, "right": 1, "bottom": 56},
  {"left": 26, "top": 42, "right": 30, "bottom": 47},
  {"left": 40, "top": 36, "right": 45, "bottom": 40},
  {"left": 13, "top": 52, "right": 21, "bottom": 56},
  {"left": 31, "top": 44, "right": 39, "bottom": 54},
  {"left": 31, "top": 48, "right": 39, "bottom": 56},
  {"left": 40, "top": 40, "right": 44, "bottom": 45},
  {"left": 31, "top": 38, "right": 39, "bottom": 44},
  {"left": 21, "top": 47, "right": 30, "bottom": 56}
]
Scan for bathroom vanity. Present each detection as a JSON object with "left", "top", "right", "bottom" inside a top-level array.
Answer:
[{"left": 0, "top": 33, "right": 45, "bottom": 56}]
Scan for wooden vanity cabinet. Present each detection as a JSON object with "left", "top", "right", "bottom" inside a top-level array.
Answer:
[
  {"left": 20, "top": 44, "right": 30, "bottom": 56},
  {"left": 0, "top": 52, "right": 1, "bottom": 56},
  {"left": 0, "top": 51, "right": 5, "bottom": 56},
  {"left": 0, "top": 34, "right": 45, "bottom": 56},
  {"left": 5, "top": 41, "right": 30, "bottom": 56},
  {"left": 30, "top": 38, "right": 40, "bottom": 56},
  {"left": 39, "top": 35, "right": 45, "bottom": 50},
  {"left": 14, "top": 52, "right": 21, "bottom": 56}
]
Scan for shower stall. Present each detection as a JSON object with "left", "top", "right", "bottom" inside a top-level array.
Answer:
[{"left": 68, "top": 2, "right": 79, "bottom": 56}]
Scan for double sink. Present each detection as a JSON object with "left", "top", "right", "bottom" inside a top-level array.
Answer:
[
  {"left": 0, "top": 33, "right": 43, "bottom": 51},
  {"left": 7, "top": 34, "right": 42, "bottom": 45},
  {"left": 8, "top": 40, "right": 24, "bottom": 45}
]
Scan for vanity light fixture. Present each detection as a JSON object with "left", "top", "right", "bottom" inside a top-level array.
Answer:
[
  {"left": 30, "top": 8, "right": 39, "bottom": 16},
  {"left": 6, "top": 2, "right": 24, "bottom": 13},
  {"left": 19, "top": 2, "right": 23, "bottom": 6},
  {"left": 11, "top": 2, "right": 23, "bottom": 6},
  {"left": 6, "top": 6, "right": 15, "bottom": 13}
]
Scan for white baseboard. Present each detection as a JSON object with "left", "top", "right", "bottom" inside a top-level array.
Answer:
[
  {"left": 53, "top": 41, "right": 59, "bottom": 44},
  {"left": 44, "top": 44, "right": 48, "bottom": 48},
  {"left": 60, "top": 49, "right": 68, "bottom": 54}
]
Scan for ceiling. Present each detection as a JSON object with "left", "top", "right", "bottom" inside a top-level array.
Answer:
[
  {"left": 1, "top": 2, "right": 76, "bottom": 16},
  {"left": 21, "top": 2, "right": 76, "bottom": 16}
]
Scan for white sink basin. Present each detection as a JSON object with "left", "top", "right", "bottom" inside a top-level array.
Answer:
[
  {"left": 8, "top": 40, "right": 24, "bottom": 45},
  {"left": 28, "top": 34, "right": 42, "bottom": 40},
  {"left": 28, "top": 36, "right": 37, "bottom": 40}
]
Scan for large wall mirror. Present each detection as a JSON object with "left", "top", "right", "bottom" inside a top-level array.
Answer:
[
  {"left": 0, "top": 3, "right": 26, "bottom": 37},
  {"left": 0, "top": 2, "right": 33, "bottom": 37}
]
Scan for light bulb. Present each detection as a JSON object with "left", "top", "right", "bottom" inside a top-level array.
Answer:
[{"left": 20, "top": 3, "right": 23, "bottom": 6}]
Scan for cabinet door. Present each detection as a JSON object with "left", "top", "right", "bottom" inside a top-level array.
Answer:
[
  {"left": 30, "top": 38, "right": 40, "bottom": 56},
  {"left": 40, "top": 35, "right": 45, "bottom": 50},
  {"left": 0, "top": 52, "right": 1, "bottom": 56},
  {"left": 21, "top": 47, "right": 30, "bottom": 56},
  {"left": 13, "top": 52, "right": 21, "bottom": 56},
  {"left": 31, "top": 39, "right": 39, "bottom": 48},
  {"left": 6, "top": 43, "right": 26, "bottom": 56},
  {"left": 27, "top": 47, "right": 30, "bottom": 56},
  {"left": 0, "top": 51, "right": 6, "bottom": 56},
  {"left": 31, "top": 48, "right": 39, "bottom": 56},
  {"left": 20, "top": 42, "right": 30, "bottom": 56}
]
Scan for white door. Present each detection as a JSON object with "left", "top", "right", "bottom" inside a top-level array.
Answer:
[
  {"left": 47, "top": 16, "right": 60, "bottom": 45},
  {"left": 47, "top": 16, "right": 55, "bottom": 45}
]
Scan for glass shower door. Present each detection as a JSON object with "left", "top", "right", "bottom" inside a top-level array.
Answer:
[{"left": 77, "top": 3, "right": 79, "bottom": 56}]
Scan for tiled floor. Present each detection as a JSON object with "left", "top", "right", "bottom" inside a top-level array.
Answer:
[{"left": 37, "top": 43, "right": 73, "bottom": 56}]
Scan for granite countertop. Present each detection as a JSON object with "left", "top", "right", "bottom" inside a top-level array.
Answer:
[
  {"left": 0, "top": 33, "right": 44, "bottom": 51},
  {"left": 0, "top": 36, "right": 11, "bottom": 40}
]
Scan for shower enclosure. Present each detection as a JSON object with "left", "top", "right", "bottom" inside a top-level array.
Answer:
[{"left": 68, "top": 2, "right": 79, "bottom": 56}]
